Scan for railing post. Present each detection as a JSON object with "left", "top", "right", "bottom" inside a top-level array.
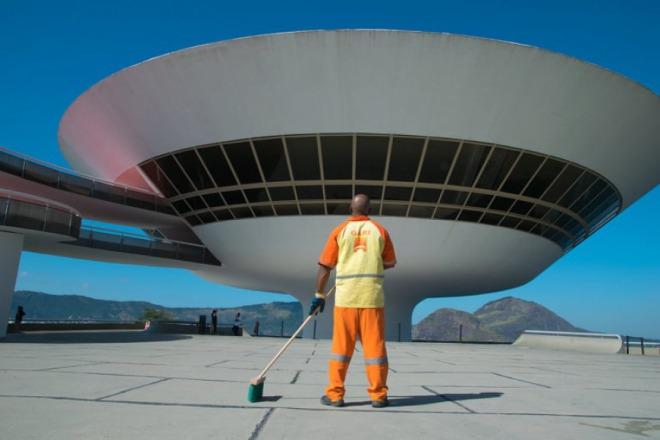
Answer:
[
  {"left": 281, "top": 321, "right": 284, "bottom": 337},
  {"left": 42, "top": 206, "right": 48, "bottom": 231},
  {"left": 459, "top": 324, "right": 463, "bottom": 343},
  {"left": 625, "top": 335, "right": 630, "bottom": 354},
  {"left": 3, "top": 197, "right": 10, "bottom": 224},
  {"left": 313, "top": 320, "right": 317, "bottom": 340},
  {"left": 641, "top": 338, "right": 645, "bottom": 355}
]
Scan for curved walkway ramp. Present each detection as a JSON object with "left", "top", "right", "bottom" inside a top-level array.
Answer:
[
  {"left": 0, "top": 146, "right": 197, "bottom": 242},
  {"left": 513, "top": 330, "right": 623, "bottom": 354}
]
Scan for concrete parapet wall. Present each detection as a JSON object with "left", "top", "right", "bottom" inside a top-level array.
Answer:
[
  {"left": 7, "top": 322, "right": 146, "bottom": 333},
  {"left": 513, "top": 330, "right": 623, "bottom": 354}
]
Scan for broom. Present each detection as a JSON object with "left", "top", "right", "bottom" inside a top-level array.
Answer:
[{"left": 247, "top": 286, "right": 335, "bottom": 402}]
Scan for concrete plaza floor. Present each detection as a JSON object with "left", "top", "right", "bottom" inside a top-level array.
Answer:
[{"left": 1, "top": 331, "right": 659, "bottom": 439}]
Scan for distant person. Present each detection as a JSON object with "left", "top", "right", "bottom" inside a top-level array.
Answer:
[
  {"left": 15, "top": 306, "right": 26, "bottom": 332},
  {"left": 253, "top": 319, "right": 260, "bottom": 337},
  {"left": 211, "top": 309, "right": 218, "bottom": 334},
  {"left": 232, "top": 312, "right": 242, "bottom": 336}
]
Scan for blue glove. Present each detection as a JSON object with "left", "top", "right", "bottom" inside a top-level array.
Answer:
[{"left": 309, "top": 296, "right": 325, "bottom": 315}]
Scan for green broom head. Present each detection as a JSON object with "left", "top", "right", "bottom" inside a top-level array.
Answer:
[{"left": 247, "top": 376, "right": 265, "bottom": 402}]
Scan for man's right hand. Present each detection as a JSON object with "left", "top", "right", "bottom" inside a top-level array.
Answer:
[{"left": 309, "top": 296, "right": 326, "bottom": 315}]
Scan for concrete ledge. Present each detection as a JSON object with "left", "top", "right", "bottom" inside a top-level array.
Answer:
[{"left": 513, "top": 330, "right": 623, "bottom": 354}]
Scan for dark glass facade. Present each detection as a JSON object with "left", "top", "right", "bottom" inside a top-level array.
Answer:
[{"left": 139, "top": 134, "right": 622, "bottom": 251}]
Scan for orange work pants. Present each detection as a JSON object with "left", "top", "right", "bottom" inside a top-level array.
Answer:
[{"left": 326, "top": 307, "right": 388, "bottom": 401}]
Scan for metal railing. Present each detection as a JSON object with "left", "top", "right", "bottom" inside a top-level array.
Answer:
[
  {"left": 67, "top": 225, "right": 221, "bottom": 266},
  {"left": 623, "top": 335, "right": 660, "bottom": 355},
  {"left": 0, "top": 146, "right": 175, "bottom": 215},
  {"left": 0, "top": 193, "right": 81, "bottom": 238}
]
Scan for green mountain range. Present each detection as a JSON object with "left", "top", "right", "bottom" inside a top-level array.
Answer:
[
  {"left": 10, "top": 291, "right": 303, "bottom": 336},
  {"left": 11, "top": 291, "right": 582, "bottom": 341}
]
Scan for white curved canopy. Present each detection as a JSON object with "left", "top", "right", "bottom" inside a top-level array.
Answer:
[{"left": 59, "top": 30, "right": 660, "bottom": 208}]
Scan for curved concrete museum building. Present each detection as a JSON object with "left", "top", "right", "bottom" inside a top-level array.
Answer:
[{"left": 2, "top": 31, "right": 659, "bottom": 339}]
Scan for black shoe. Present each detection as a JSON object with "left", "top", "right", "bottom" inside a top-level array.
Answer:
[
  {"left": 320, "top": 395, "right": 344, "bottom": 407},
  {"left": 371, "top": 398, "right": 389, "bottom": 408}
]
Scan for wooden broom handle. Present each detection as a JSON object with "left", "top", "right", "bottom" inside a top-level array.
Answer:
[{"left": 256, "top": 286, "right": 335, "bottom": 380}]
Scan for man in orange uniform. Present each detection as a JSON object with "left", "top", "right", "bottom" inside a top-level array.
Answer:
[{"left": 311, "top": 194, "right": 397, "bottom": 408}]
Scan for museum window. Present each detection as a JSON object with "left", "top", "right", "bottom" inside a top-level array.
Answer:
[
  {"left": 213, "top": 209, "right": 233, "bottom": 220},
  {"left": 253, "top": 138, "right": 291, "bottom": 182},
  {"left": 570, "top": 178, "right": 606, "bottom": 214},
  {"left": 509, "top": 200, "right": 533, "bottom": 216},
  {"left": 197, "top": 146, "right": 237, "bottom": 187},
  {"left": 222, "top": 190, "right": 246, "bottom": 205},
  {"left": 381, "top": 203, "right": 407, "bottom": 216},
  {"left": 140, "top": 161, "right": 178, "bottom": 197},
  {"left": 458, "top": 209, "right": 482, "bottom": 222},
  {"left": 252, "top": 205, "right": 275, "bottom": 217},
  {"left": 223, "top": 142, "right": 262, "bottom": 184},
  {"left": 540, "top": 164, "right": 582, "bottom": 203},
  {"left": 499, "top": 216, "right": 519, "bottom": 228},
  {"left": 582, "top": 187, "right": 615, "bottom": 220},
  {"left": 185, "top": 214, "right": 201, "bottom": 226},
  {"left": 384, "top": 186, "right": 412, "bottom": 201},
  {"left": 480, "top": 212, "right": 503, "bottom": 225},
  {"left": 356, "top": 136, "right": 389, "bottom": 180},
  {"left": 418, "top": 139, "right": 459, "bottom": 184},
  {"left": 230, "top": 207, "right": 253, "bottom": 218},
  {"left": 386, "top": 137, "right": 424, "bottom": 181},
  {"left": 433, "top": 207, "right": 459, "bottom": 220},
  {"left": 156, "top": 155, "right": 194, "bottom": 194},
  {"left": 274, "top": 204, "right": 299, "bottom": 216},
  {"left": 500, "top": 152, "right": 544, "bottom": 194},
  {"left": 412, "top": 187, "right": 441, "bottom": 203},
  {"left": 440, "top": 190, "right": 468, "bottom": 206},
  {"left": 447, "top": 142, "right": 490, "bottom": 187},
  {"left": 321, "top": 135, "right": 353, "bottom": 180},
  {"left": 244, "top": 188, "right": 270, "bottom": 203},
  {"left": 203, "top": 193, "right": 225, "bottom": 208},
  {"left": 408, "top": 205, "right": 434, "bottom": 218},
  {"left": 475, "top": 148, "right": 519, "bottom": 190},
  {"left": 324, "top": 185, "right": 352, "bottom": 200},
  {"left": 527, "top": 204, "right": 549, "bottom": 219},
  {"left": 175, "top": 150, "right": 214, "bottom": 190},
  {"left": 197, "top": 212, "right": 216, "bottom": 224},
  {"left": 517, "top": 220, "right": 536, "bottom": 232},
  {"left": 172, "top": 200, "right": 191, "bottom": 214},
  {"left": 296, "top": 185, "right": 323, "bottom": 200},
  {"left": 523, "top": 158, "right": 564, "bottom": 198},
  {"left": 464, "top": 193, "right": 492, "bottom": 208},
  {"left": 185, "top": 196, "right": 206, "bottom": 211},
  {"left": 300, "top": 203, "right": 325, "bottom": 215},
  {"left": 268, "top": 186, "right": 295, "bottom": 201},
  {"left": 557, "top": 172, "right": 597, "bottom": 208},
  {"left": 286, "top": 136, "right": 321, "bottom": 180}
]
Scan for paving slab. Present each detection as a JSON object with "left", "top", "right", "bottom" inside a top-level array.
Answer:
[
  {"left": 1, "top": 332, "right": 659, "bottom": 439},
  {"left": 0, "top": 395, "right": 266, "bottom": 440}
]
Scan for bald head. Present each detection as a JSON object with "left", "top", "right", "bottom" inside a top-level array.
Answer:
[{"left": 350, "top": 194, "right": 370, "bottom": 216}]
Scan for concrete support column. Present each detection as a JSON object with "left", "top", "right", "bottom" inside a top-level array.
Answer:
[
  {"left": 0, "top": 231, "right": 23, "bottom": 338},
  {"left": 384, "top": 294, "right": 417, "bottom": 342}
]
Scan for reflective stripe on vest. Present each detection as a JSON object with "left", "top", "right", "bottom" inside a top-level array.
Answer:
[
  {"left": 364, "top": 356, "right": 388, "bottom": 366},
  {"left": 335, "top": 274, "right": 384, "bottom": 280}
]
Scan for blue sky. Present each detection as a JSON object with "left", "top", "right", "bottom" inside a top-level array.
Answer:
[{"left": 2, "top": 1, "right": 658, "bottom": 336}]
